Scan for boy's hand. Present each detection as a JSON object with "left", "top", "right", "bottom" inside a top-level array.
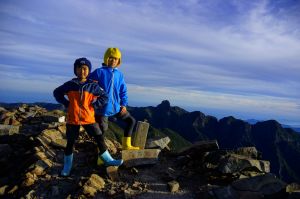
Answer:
[{"left": 120, "top": 106, "right": 127, "bottom": 116}]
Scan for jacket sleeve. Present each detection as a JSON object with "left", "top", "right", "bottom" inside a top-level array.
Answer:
[
  {"left": 119, "top": 73, "right": 128, "bottom": 106},
  {"left": 53, "top": 83, "right": 70, "bottom": 108},
  {"left": 92, "top": 85, "right": 108, "bottom": 109}
]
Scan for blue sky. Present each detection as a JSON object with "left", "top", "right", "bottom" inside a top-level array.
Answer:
[{"left": 0, "top": 0, "right": 300, "bottom": 126}]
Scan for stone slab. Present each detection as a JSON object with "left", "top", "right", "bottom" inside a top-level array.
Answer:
[
  {"left": 132, "top": 121, "right": 149, "bottom": 149},
  {"left": 122, "top": 149, "right": 160, "bottom": 167}
]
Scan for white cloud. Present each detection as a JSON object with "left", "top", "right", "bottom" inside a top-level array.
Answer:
[
  {"left": 0, "top": 0, "right": 299, "bottom": 124},
  {"left": 0, "top": 70, "right": 68, "bottom": 93},
  {"left": 127, "top": 84, "right": 300, "bottom": 124}
]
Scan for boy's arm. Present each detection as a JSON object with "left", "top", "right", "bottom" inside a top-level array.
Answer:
[
  {"left": 53, "top": 83, "right": 70, "bottom": 108},
  {"left": 119, "top": 74, "right": 128, "bottom": 107},
  {"left": 92, "top": 85, "right": 108, "bottom": 109}
]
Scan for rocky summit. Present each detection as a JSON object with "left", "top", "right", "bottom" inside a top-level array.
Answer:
[{"left": 0, "top": 104, "right": 299, "bottom": 198}]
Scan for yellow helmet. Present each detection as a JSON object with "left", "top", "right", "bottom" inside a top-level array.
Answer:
[{"left": 103, "top": 47, "right": 122, "bottom": 66}]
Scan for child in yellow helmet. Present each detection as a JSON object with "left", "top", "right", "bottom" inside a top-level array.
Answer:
[{"left": 89, "top": 48, "right": 139, "bottom": 157}]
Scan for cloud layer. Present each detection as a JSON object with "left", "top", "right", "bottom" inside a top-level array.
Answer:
[{"left": 0, "top": 0, "right": 299, "bottom": 125}]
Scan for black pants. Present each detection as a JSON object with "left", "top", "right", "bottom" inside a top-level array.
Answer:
[
  {"left": 95, "top": 111, "right": 136, "bottom": 137},
  {"left": 65, "top": 123, "right": 107, "bottom": 156}
]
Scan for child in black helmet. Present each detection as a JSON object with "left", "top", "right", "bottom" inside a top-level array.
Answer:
[{"left": 53, "top": 57, "right": 123, "bottom": 176}]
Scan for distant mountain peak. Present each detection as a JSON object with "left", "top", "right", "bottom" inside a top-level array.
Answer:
[
  {"left": 256, "top": 120, "right": 282, "bottom": 129},
  {"left": 157, "top": 100, "right": 171, "bottom": 110},
  {"left": 220, "top": 116, "right": 236, "bottom": 122}
]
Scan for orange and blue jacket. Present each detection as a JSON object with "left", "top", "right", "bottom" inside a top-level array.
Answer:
[{"left": 53, "top": 78, "right": 108, "bottom": 125}]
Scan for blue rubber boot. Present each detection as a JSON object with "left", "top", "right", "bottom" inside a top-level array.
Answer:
[
  {"left": 61, "top": 153, "right": 73, "bottom": 176},
  {"left": 99, "top": 150, "right": 123, "bottom": 166}
]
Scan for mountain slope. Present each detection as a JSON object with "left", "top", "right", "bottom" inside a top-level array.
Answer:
[{"left": 128, "top": 100, "right": 300, "bottom": 183}]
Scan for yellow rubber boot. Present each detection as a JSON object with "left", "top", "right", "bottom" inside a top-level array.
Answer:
[{"left": 122, "top": 137, "right": 140, "bottom": 150}]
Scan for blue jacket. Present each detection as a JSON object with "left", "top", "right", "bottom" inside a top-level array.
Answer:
[
  {"left": 89, "top": 65, "right": 128, "bottom": 116},
  {"left": 53, "top": 78, "right": 108, "bottom": 124}
]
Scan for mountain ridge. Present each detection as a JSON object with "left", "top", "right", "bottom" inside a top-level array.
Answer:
[
  {"left": 1, "top": 101, "right": 299, "bottom": 131},
  {"left": 126, "top": 100, "right": 300, "bottom": 183}
]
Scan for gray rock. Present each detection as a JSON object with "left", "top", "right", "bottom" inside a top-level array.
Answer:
[
  {"left": 104, "top": 138, "right": 118, "bottom": 154},
  {"left": 106, "top": 166, "right": 119, "bottom": 181},
  {"left": 168, "top": 180, "right": 180, "bottom": 192},
  {"left": 108, "top": 189, "right": 117, "bottom": 196},
  {"left": 7, "top": 185, "right": 18, "bottom": 195},
  {"left": 82, "top": 174, "right": 105, "bottom": 197},
  {"left": 0, "top": 107, "right": 7, "bottom": 112},
  {"left": 31, "top": 159, "right": 52, "bottom": 176},
  {"left": 0, "top": 185, "right": 8, "bottom": 196},
  {"left": 177, "top": 140, "right": 219, "bottom": 156},
  {"left": 218, "top": 153, "right": 270, "bottom": 174},
  {"left": 2, "top": 117, "right": 11, "bottom": 125},
  {"left": 124, "top": 188, "right": 136, "bottom": 198},
  {"left": 51, "top": 138, "right": 67, "bottom": 148},
  {"left": 286, "top": 183, "right": 300, "bottom": 193},
  {"left": 25, "top": 190, "right": 36, "bottom": 199},
  {"left": 0, "top": 124, "right": 20, "bottom": 136},
  {"left": 18, "top": 107, "right": 26, "bottom": 113},
  {"left": 40, "top": 129, "right": 64, "bottom": 144},
  {"left": 231, "top": 173, "right": 287, "bottom": 196},
  {"left": 23, "top": 112, "right": 36, "bottom": 119},
  {"left": 235, "top": 147, "right": 260, "bottom": 159},
  {"left": 146, "top": 137, "right": 171, "bottom": 150},
  {"left": 22, "top": 172, "right": 37, "bottom": 187},
  {"left": 211, "top": 186, "right": 240, "bottom": 199}
]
